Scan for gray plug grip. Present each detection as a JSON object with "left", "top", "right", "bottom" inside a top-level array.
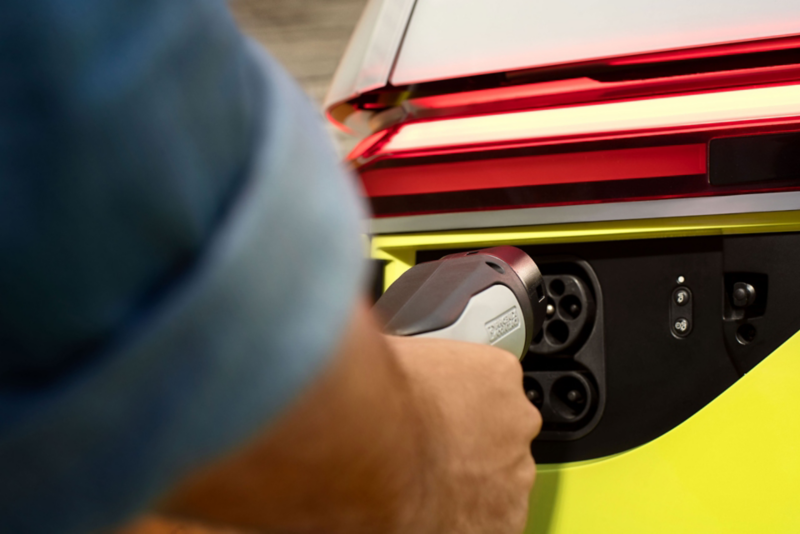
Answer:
[
  {"left": 373, "top": 246, "right": 546, "bottom": 359},
  {"left": 417, "top": 284, "right": 528, "bottom": 357}
]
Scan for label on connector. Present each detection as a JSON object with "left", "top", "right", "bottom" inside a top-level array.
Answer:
[{"left": 486, "top": 307, "right": 521, "bottom": 343}]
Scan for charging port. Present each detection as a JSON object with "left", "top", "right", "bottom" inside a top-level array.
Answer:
[{"left": 521, "top": 258, "right": 605, "bottom": 441}]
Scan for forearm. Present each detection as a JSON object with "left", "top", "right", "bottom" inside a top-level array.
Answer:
[
  {"left": 122, "top": 295, "right": 541, "bottom": 534},
  {"left": 154, "top": 299, "right": 437, "bottom": 534}
]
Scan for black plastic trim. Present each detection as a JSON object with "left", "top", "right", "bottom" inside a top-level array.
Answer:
[
  {"left": 417, "top": 232, "right": 800, "bottom": 463},
  {"left": 710, "top": 131, "right": 800, "bottom": 186}
]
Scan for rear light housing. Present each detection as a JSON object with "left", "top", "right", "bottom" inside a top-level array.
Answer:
[{"left": 342, "top": 36, "right": 800, "bottom": 221}]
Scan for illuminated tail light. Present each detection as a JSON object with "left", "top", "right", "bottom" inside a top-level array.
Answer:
[
  {"left": 384, "top": 84, "right": 800, "bottom": 154},
  {"left": 351, "top": 83, "right": 800, "bottom": 219}
]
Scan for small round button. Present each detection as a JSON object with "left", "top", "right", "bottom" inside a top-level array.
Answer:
[
  {"left": 732, "top": 282, "right": 756, "bottom": 308},
  {"left": 733, "top": 287, "right": 747, "bottom": 302},
  {"left": 674, "top": 289, "right": 690, "bottom": 306},
  {"left": 674, "top": 318, "right": 690, "bottom": 334}
]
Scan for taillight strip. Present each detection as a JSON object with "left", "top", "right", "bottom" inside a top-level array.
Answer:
[
  {"left": 385, "top": 83, "right": 800, "bottom": 152},
  {"left": 363, "top": 144, "right": 706, "bottom": 197}
]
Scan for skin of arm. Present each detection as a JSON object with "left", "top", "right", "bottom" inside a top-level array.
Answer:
[{"left": 118, "top": 298, "right": 542, "bottom": 534}]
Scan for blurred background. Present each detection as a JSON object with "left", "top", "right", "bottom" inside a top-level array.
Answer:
[{"left": 229, "top": 0, "right": 368, "bottom": 155}]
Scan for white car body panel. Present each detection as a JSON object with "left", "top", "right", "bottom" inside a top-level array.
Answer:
[
  {"left": 392, "top": 0, "right": 800, "bottom": 85},
  {"left": 324, "top": 0, "right": 416, "bottom": 113}
]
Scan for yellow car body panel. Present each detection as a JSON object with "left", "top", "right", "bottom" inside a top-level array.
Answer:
[
  {"left": 527, "top": 328, "right": 800, "bottom": 533},
  {"left": 372, "top": 210, "right": 800, "bottom": 533}
]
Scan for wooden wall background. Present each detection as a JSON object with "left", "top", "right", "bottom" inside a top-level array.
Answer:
[{"left": 229, "top": 0, "right": 369, "bottom": 154}]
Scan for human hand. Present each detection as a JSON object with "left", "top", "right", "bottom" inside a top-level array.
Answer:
[
  {"left": 388, "top": 335, "right": 542, "bottom": 534},
  {"left": 151, "top": 302, "right": 539, "bottom": 534}
]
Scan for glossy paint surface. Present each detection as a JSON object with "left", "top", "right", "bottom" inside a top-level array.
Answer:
[
  {"left": 393, "top": 0, "right": 800, "bottom": 84},
  {"left": 527, "top": 327, "right": 800, "bottom": 533}
]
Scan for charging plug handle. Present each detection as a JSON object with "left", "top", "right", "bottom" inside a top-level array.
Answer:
[{"left": 374, "top": 246, "right": 546, "bottom": 359}]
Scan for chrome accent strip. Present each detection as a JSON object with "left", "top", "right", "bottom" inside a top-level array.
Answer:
[{"left": 369, "top": 191, "right": 800, "bottom": 234}]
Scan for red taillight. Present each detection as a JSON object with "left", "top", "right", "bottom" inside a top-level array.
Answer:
[
  {"left": 607, "top": 34, "right": 800, "bottom": 65},
  {"left": 362, "top": 145, "right": 706, "bottom": 198},
  {"left": 383, "top": 83, "right": 800, "bottom": 155},
  {"left": 351, "top": 78, "right": 800, "bottom": 219}
]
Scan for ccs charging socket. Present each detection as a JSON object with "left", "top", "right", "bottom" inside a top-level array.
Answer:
[{"left": 519, "top": 257, "right": 605, "bottom": 442}]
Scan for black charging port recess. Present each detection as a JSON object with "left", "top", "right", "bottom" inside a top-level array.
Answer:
[{"left": 709, "top": 132, "right": 800, "bottom": 186}]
